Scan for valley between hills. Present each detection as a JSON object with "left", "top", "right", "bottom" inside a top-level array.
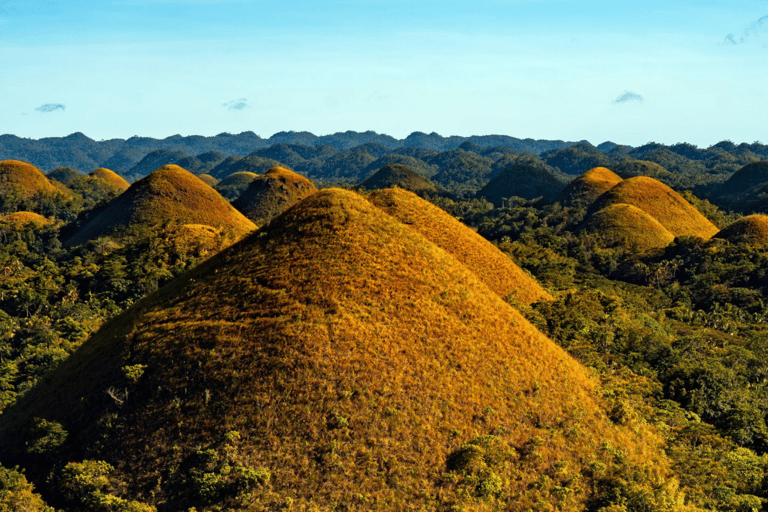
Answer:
[{"left": 3, "top": 132, "right": 768, "bottom": 511}]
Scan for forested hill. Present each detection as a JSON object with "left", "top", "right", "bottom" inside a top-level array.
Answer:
[{"left": 0, "top": 131, "right": 577, "bottom": 174}]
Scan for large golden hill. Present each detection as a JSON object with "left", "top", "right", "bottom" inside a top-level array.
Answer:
[
  {"left": 0, "top": 189, "right": 672, "bottom": 511},
  {"left": 65, "top": 164, "right": 256, "bottom": 246},
  {"left": 584, "top": 203, "right": 676, "bottom": 252},
  {"left": 558, "top": 166, "right": 622, "bottom": 207},
  {"left": 0, "top": 160, "right": 58, "bottom": 197},
  {"left": 715, "top": 215, "right": 768, "bottom": 248},
  {"left": 88, "top": 168, "right": 130, "bottom": 191},
  {"left": 591, "top": 176, "right": 719, "bottom": 239},
  {"left": 367, "top": 188, "right": 552, "bottom": 304},
  {"left": 232, "top": 166, "right": 317, "bottom": 225}
]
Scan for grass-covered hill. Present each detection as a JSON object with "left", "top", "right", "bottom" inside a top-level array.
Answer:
[
  {"left": 0, "top": 211, "right": 50, "bottom": 227},
  {"left": 367, "top": 188, "right": 552, "bottom": 304},
  {"left": 0, "top": 188, "right": 674, "bottom": 511},
  {"left": 208, "top": 155, "right": 285, "bottom": 180},
  {"left": 558, "top": 166, "right": 623, "bottom": 207},
  {"left": 64, "top": 164, "right": 256, "bottom": 247},
  {"left": 47, "top": 166, "right": 83, "bottom": 185},
  {"left": 590, "top": 176, "right": 719, "bottom": 239},
  {"left": 715, "top": 214, "right": 768, "bottom": 247},
  {"left": 197, "top": 174, "right": 219, "bottom": 187},
  {"left": 476, "top": 164, "right": 567, "bottom": 206},
  {"left": 582, "top": 203, "right": 676, "bottom": 252},
  {"left": 88, "top": 168, "right": 130, "bottom": 191},
  {"left": 360, "top": 163, "right": 438, "bottom": 194},
  {"left": 214, "top": 171, "right": 259, "bottom": 201},
  {"left": 710, "top": 162, "right": 768, "bottom": 212},
  {"left": 0, "top": 160, "right": 59, "bottom": 197},
  {"left": 232, "top": 166, "right": 317, "bottom": 225}
]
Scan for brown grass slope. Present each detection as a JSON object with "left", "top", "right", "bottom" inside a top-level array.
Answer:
[
  {"left": 361, "top": 163, "right": 437, "bottom": 194},
  {"left": 0, "top": 211, "right": 49, "bottom": 226},
  {"left": 65, "top": 164, "right": 255, "bottom": 246},
  {"left": 558, "top": 166, "right": 622, "bottom": 207},
  {"left": 367, "top": 188, "right": 552, "bottom": 304},
  {"left": 0, "top": 189, "right": 672, "bottom": 511},
  {"left": 0, "top": 160, "right": 58, "bottom": 197},
  {"left": 592, "top": 176, "right": 719, "bottom": 239},
  {"left": 232, "top": 166, "right": 317, "bottom": 225},
  {"left": 196, "top": 174, "right": 219, "bottom": 187},
  {"left": 89, "top": 168, "right": 130, "bottom": 191},
  {"left": 715, "top": 214, "right": 768, "bottom": 247},
  {"left": 583, "top": 203, "right": 676, "bottom": 251}
]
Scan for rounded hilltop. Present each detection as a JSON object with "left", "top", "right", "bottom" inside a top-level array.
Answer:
[
  {"left": 361, "top": 163, "right": 437, "bottom": 194},
  {"left": 65, "top": 164, "right": 256, "bottom": 246},
  {"left": 591, "top": 176, "right": 719, "bottom": 239},
  {"left": 0, "top": 211, "right": 50, "bottom": 227},
  {"left": 583, "top": 203, "right": 675, "bottom": 252},
  {"left": 88, "top": 168, "right": 130, "bottom": 191},
  {"left": 196, "top": 174, "right": 219, "bottom": 187},
  {"left": 0, "top": 188, "right": 673, "bottom": 511},
  {"left": 558, "top": 166, "right": 622, "bottom": 207},
  {"left": 47, "top": 167, "right": 83, "bottom": 185},
  {"left": 232, "top": 166, "right": 317, "bottom": 225},
  {"left": 214, "top": 171, "right": 259, "bottom": 200},
  {"left": 0, "top": 160, "right": 58, "bottom": 197},
  {"left": 715, "top": 215, "right": 768, "bottom": 248},
  {"left": 367, "top": 187, "right": 552, "bottom": 304},
  {"left": 476, "top": 163, "right": 566, "bottom": 205}
]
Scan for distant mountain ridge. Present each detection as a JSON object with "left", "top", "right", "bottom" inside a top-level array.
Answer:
[{"left": 0, "top": 131, "right": 582, "bottom": 174}]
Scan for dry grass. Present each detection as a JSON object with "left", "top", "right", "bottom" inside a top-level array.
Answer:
[
  {"left": 65, "top": 164, "right": 256, "bottom": 247},
  {"left": 0, "top": 211, "right": 50, "bottom": 226},
  {"left": 558, "top": 166, "right": 622, "bottom": 207},
  {"left": 89, "top": 168, "right": 130, "bottom": 191},
  {"left": 1, "top": 188, "right": 673, "bottom": 511},
  {"left": 592, "top": 176, "right": 719, "bottom": 239},
  {"left": 216, "top": 171, "right": 259, "bottom": 188},
  {"left": 232, "top": 166, "right": 317, "bottom": 225},
  {"left": 361, "top": 164, "right": 437, "bottom": 193},
  {"left": 0, "top": 160, "right": 58, "bottom": 197},
  {"left": 584, "top": 203, "right": 676, "bottom": 251},
  {"left": 715, "top": 214, "right": 768, "bottom": 247},
  {"left": 197, "top": 174, "right": 219, "bottom": 187},
  {"left": 367, "top": 188, "right": 553, "bottom": 304}
]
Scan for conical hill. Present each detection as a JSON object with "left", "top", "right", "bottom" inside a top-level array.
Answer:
[
  {"left": 583, "top": 203, "right": 676, "bottom": 251},
  {"left": 361, "top": 163, "right": 437, "bottom": 194},
  {"left": 715, "top": 215, "right": 768, "bottom": 247},
  {"left": 558, "top": 166, "right": 622, "bottom": 207},
  {"left": 232, "top": 166, "right": 317, "bottom": 225},
  {"left": 367, "top": 188, "right": 552, "bottom": 304},
  {"left": 214, "top": 171, "right": 259, "bottom": 201},
  {"left": 0, "top": 160, "right": 58, "bottom": 197},
  {"left": 0, "top": 189, "right": 671, "bottom": 511},
  {"left": 476, "top": 163, "right": 566, "bottom": 206},
  {"left": 88, "top": 168, "right": 130, "bottom": 191},
  {"left": 65, "top": 164, "right": 256, "bottom": 246},
  {"left": 196, "top": 174, "right": 219, "bottom": 187},
  {"left": 591, "top": 176, "right": 719, "bottom": 239}
]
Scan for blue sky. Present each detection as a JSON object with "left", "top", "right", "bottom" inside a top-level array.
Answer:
[{"left": 1, "top": 0, "right": 766, "bottom": 147}]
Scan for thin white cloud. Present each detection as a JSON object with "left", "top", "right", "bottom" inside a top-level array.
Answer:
[
  {"left": 613, "top": 91, "right": 643, "bottom": 104},
  {"left": 35, "top": 103, "right": 66, "bottom": 113},
  {"left": 223, "top": 98, "right": 249, "bottom": 111}
]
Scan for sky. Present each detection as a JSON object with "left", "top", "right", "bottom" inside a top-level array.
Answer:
[{"left": 1, "top": 0, "right": 766, "bottom": 147}]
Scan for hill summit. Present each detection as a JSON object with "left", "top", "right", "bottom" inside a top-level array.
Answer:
[
  {"left": 65, "top": 164, "right": 255, "bottom": 246},
  {"left": 583, "top": 203, "right": 676, "bottom": 251},
  {"left": 361, "top": 163, "right": 437, "bottom": 194},
  {"left": 558, "top": 166, "right": 622, "bottom": 207},
  {"left": 476, "top": 164, "right": 566, "bottom": 205},
  {"left": 0, "top": 160, "right": 58, "bottom": 197},
  {"left": 591, "top": 176, "right": 719, "bottom": 239},
  {"left": 367, "top": 187, "right": 552, "bottom": 304},
  {"left": 88, "top": 168, "right": 130, "bottom": 191},
  {"left": 1, "top": 188, "right": 673, "bottom": 511},
  {"left": 715, "top": 215, "right": 768, "bottom": 247},
  {"left": 232, "top": 166, "right": 317, "bottom": 225}
]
